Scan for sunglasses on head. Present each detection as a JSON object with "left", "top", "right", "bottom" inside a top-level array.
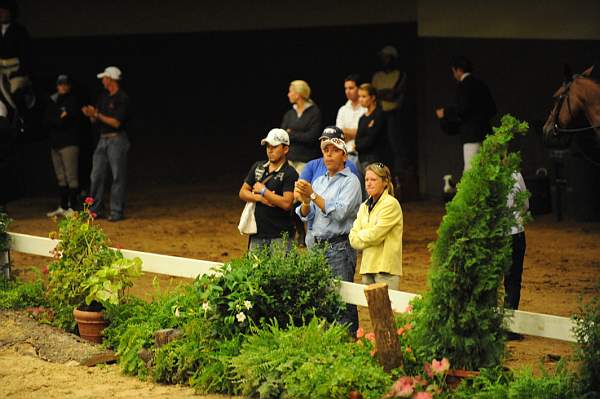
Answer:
[{"left": 371, "top": 162, "right": 386, "bottom": 168}]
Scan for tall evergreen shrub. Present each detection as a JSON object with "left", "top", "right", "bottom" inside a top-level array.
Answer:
[{"left": 414, "top": 115, "right": 529, "bottom": 370}]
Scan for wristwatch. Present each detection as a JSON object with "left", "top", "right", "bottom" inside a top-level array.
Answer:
[{"left": 310, "top": 192, "right": 317, "bottom": 201}]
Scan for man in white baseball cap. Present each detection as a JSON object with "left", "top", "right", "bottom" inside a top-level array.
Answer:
[
  {"left": 239, "top": 128, "right": 298, "bottom": 251},
  {"left": 81, "top": 66, "right": 130, "bottom": 222},
  {"left": 96, "top": 66, "right": 122, "bottom": 80}
]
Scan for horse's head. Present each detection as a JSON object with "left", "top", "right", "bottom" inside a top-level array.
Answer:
[{"left": 543, "top": 65, "right": 596, "bottom": 136}]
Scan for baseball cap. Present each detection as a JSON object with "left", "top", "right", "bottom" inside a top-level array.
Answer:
[
  {"left": 56, "top": 74, "right": 70, "bottom": 85},
  {"left": 320, "top": 137, "right": 347, "bottom": 154},
  {"left": 379, "top": 45, "right": 399, "bottom": 58},
  {"left": 318, "top": 126, "right": 344, "bottom": 141},
  {"left": 261, "top": 128, "right": 290, "bottom": 146},
  {"left": 97, "top": 66, "right": 122, "bottom": 80}
]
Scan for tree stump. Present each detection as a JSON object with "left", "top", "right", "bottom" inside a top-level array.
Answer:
[
  {"left": 364, "top": 283, "right": 402, "bottom": 372},
  {"left": 154, "top": 328, "right": 182, "bottom": 348}
]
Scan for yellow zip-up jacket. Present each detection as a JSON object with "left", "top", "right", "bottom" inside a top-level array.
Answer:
[{"left": 349, "top": 190, "right": 403, "bottom": 276}]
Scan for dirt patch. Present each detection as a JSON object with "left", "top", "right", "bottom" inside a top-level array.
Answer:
[{"left": 3, "top": 184, "right": 600, "bottom": 395}]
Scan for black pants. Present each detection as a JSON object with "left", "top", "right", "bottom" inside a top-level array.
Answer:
[{"left": 504, "top": 232, "right": 526, "bottom": 310}]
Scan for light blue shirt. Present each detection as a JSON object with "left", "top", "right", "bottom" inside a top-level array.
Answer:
[{"left": 295, "top": 166, "right": 362, "bottom": 249}]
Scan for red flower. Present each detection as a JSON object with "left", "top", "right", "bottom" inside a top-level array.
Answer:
[
  {"left": 42, "top": 265, "right": 48, "bottom": 274},
  {"left": 397, "top": 327, "right": 405, "bottom": 335},
  {"left": 84, "top": 197, "right": 95, "bottom": 205},
  {"left": 90, "top": 212, "right": 97, "bottom": 219},
  {"left": 356, "top": 327, "right": 365, "bottom": 339},
  {"left": 365, "top": 332, "right": 376, "bottom": 342}
]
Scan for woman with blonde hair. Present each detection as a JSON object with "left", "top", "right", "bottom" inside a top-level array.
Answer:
[
  {"left": 349, "top": 162, "right": 403, "bottom": 290},
  {"left": 281, "top": 79, "right": 322, "bottom": 173}
]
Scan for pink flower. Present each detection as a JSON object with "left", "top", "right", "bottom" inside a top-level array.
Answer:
[
  {"left": 404, "top": 304, "right": 413, "bottom": 313},
  {"left": 370, "top": 348, "right": 377, "bottom": 357},
  {"left": 405, "top": 346, "right": 412, "bottom": 353},
  {"left": 412, "top": 392, "right": 433, "bottom": 399},
  {"left": 431, "top": 358, "right": 450, "bottom": 375},
  {"left": 404, "top": 322, "right": 413, "bottom": 331},
  {"left": 413, "top": 375, "right": 427, "bottom": 387},
  {"left": 356, "top": 327, "right": 365, "bottom": 339},
  {"left": 397, "top": 327, "right": 405, "bottom": 335},
  {"left": 393, "top": 376, "right": 414, "bottom": 397},
  {"left": 365, "top": 332, "right": 376, "bottom": 342},
  {"left": 90, "top": 212, "right": 97, "bottom": 219},
  {"left": 424, "top": 362, "right": 433, "bottom": 378},
  {"left": 41, "top": 265, "right": 48, "bottom": 274},
  {"left": 84, "top": 197, "right": 95, "bottom": 205}
]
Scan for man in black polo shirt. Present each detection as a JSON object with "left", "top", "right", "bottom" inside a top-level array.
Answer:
[
  {"left": 239, "top": 128, "right": 298, "bottom": 251},
  {"left": 82, "top": 66, "right": 130, "bottom": 222}
]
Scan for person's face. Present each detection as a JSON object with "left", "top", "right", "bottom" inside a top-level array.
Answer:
[
  {"left": 57, "top": 83, "right": 71, "bottom": 95},
  {"left": 344, "top": 80, "right": 359, "bottom": 102},
  {"left": 266, "top": 144, "right": 287, "bottom": 163},
  {"left": 365, "top": 170, "right": 386, "bottom": 198},
  {"left": 287, "top": 85, "right": 300, "bottom": 104},
  {"left": 380, "top": 54, "right": 393, "bottom": 67},
  {"left": 101, "top": 76, "right": 111, "bottom": 90},
  {"left": 358, "top": 89, "right": 375, "bottom": 108},
  {"left": 0, "top": 8, "right": 11, "bottom": 24},
  {"left": 322, "top": 143, "right": 346, "bottom": 173}
]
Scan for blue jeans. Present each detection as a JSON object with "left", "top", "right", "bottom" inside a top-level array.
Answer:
[
  {"left": 90, "top": 134, "right": 130, "bottom": 218},
  {"left": 325, "top": 239, "right": 358, "bottom": 335}
]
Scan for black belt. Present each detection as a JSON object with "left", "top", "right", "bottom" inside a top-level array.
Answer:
[{"left": 314, "top": 234, "right": 349, "bottom": 245}]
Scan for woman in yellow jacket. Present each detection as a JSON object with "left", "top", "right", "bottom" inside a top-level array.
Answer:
[{"left": 349, "top": 163, "right": 403, "bottom": 290}]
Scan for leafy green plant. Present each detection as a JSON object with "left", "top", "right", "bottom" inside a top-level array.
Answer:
[
  {"left": 46, "top": 198, "right": 142, "bottom": 331},
  {"left": 82, "top": 257, "right": 142, "bottom": 306},
  {"left": 414, "top": 115, "right": 529, "bottom": 370},
  {"left": 0, "top": 273, "right": 47, "bottom": 310},
  {"left": 231, "top": 318, "right": 392, "bottom": 399},
  {"left": 573, "top": 278, "right": 600, "bottom": 396}
]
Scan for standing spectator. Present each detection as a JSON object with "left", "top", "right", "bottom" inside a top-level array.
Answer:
[
  {"left": 0, "top": 0, "right": 31, "bottom": 79},
  {"left": 281, "top": 80, "right": 322, "bottom": 174},
  {"left": 295, "top": 136, "right": 362, "bottom": 335},
  {"left": 82, "top": 66, "right": 130, "bottom": 222},
  {"left": 281, "top": 79, "right": 322, "bottom": 245},
  {"left": 435, "top": 56, "right": 497, "bottom": 172},
  {"left": 355, "top": 83, "right": 388, "bottom": 171},
  {"left": 505, "top": 173, "right": 528, "bottom": 303},
  {"left": 336, "top": 74, "right": 366, "bottom": 167},
  {"left": 239, "top": 128, "right": 298, "bottom": 252},
  {"left": 371, "top": 46, "right": 407, "bottom": 182},
  {"left": 44, "top": 75, "right": 82, "bottom": 216},
  {"left": 298, "top": 126, "right": 361, "bottom": 247},
  {"left": 350, "top": 163, "right": 403, "bottom": 290}
]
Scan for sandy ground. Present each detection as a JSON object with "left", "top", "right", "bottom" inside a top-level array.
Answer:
[{"left": 2, "top": 183, "right": 600, "bottom": 397}]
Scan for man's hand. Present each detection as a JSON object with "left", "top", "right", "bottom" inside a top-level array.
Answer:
[
  {"left": 435, "top": 108, "right": 445, "bottom": 119},
  {"left": 82, "top": 105, "right": 97, "bottom": 118},
  {"left": 295, "top": 179, "right": 313, "bottom": 199},
  {"left": 257, "top": 195, "right": 274, "bottom": 207},
  {"left": 252, "top": 182, "right": 266, "bottom": 195}
]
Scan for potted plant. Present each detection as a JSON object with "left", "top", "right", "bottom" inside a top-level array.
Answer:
[{"left": 46, "top": 197, "right": 142, "bottom": 342}]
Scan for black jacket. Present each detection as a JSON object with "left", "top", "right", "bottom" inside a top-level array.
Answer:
[
  {"left": 281, "top": 103, "right": 322, "bottom": 163},
  {"left": 355, "top": 106, "right": 388, "bottom": 164},
  {"left": 43, "top": 92, "right": 81, "bottom": 149},
  {"left": 441, "top": 74, "right": 497, "bottom": 144}
]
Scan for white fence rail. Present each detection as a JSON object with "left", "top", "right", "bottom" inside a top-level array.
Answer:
[{"left": 8, "top": 232, "right": 576, "bottom": 342}]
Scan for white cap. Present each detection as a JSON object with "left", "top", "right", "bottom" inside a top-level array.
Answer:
[
  {"left": 261, "top": 128, "right": 290, "bottom": 146},
  {"left": 320, "top": 137, "right": 347, "bottom": 154},
  {"left": 379, "top": 45, "right": 399, "bottom": 58},
  {"left": 97, "top": 66, "right": 122, "bottom": 80}
]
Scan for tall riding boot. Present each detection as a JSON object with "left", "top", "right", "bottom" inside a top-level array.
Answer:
[
  {"left": 59, "top": 186, "right": 69, "bottom": 210},
  {"left": 68, "top": 187, "right": 80, "bottom": 211}
]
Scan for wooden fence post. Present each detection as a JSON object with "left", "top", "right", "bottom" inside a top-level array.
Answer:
[{"left": 364, "top": 283, "right": 402, "bottom": 372}]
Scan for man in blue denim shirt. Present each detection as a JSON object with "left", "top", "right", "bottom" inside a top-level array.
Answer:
[{"left": 295, "top": 136, "right": 362, "bottom": 335}]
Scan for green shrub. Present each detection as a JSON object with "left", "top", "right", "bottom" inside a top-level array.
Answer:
[
  {"left": 414, "top": 115, "right": 529, "bottom": 370},
  {"left": 573, "top": 278, "right": 600, "bottom": 396},
  {"left": 0, "top": 274, "right": 47, "bottom": 309},
  {"left": 231, "top": 318, "right": 392, "bottom": 399}
]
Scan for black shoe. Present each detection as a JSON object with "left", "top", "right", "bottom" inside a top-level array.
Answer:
[
  {"left": 108, "top": 215, "right": 124, "bottom": 222},
  {"left": 506, "top": 331, "right": 524, "bottom": 341}
]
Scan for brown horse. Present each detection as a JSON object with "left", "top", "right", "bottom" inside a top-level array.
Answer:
[{"left": 543, "top": 65, "right": 600, "bottom": 140}]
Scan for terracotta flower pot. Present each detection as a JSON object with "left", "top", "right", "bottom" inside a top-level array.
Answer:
[
  {"left": 73, "top": 308, "right": 108, "bottom": 343},
  {"left": 446, "top": 369, "right": 480, "bottom": 389}
]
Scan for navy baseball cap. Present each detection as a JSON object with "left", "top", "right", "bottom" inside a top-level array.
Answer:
[
  {"left": 56, "top": 74, "right": 70, "bottom": 85},
  {"left": 318, "top": 126, "right": 344, "bottom": 141}
]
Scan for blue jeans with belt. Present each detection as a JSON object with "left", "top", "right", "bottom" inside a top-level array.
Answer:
[
  {"left": 324, "top": 238, "right": 358, "bottom": 336},
  {"left": 90, "top": 134, "right": 130, "bottom": 218}
]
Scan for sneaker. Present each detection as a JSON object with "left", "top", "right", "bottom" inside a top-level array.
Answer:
[
  {"left": 46, "top": 207, "right": 66, "bottom": 217},
  {"left": 108, "top": 215, "right": 124, "bottom": 222}
]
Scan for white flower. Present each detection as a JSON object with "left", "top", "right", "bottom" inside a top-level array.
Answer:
[
  {"left": 236, "top": 312, "right": 246, "bottom": 323},
  {"left": 174, "top": 307, "right": 181, "bottom": 317},
  {"left": 244, "top": 300, "right": 253, "bottom": 310},
  {"left": 213, "top": 270, "right": 223, "bottom": 278},
  {"left": 202, "top": 302, "right": 211, "bottom": 312}
]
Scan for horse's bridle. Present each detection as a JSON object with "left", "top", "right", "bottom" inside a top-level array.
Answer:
[{"left": 552, "top": 76, "right": 600, "bottom": 135}]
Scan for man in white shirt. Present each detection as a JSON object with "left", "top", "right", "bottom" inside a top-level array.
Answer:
[{"left": 335, "top": 74, "right": 366, "bottom": 167}]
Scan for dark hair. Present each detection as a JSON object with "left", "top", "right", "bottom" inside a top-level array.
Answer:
[
  {"left": 358, "top": 83, "right": 377, "bottom": 97},
  {"left": 450, "top": 56, "right": 473, "bottom": 73},
  {"left": 344, "top": 74, "right": 360, "bottom": 85}
]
